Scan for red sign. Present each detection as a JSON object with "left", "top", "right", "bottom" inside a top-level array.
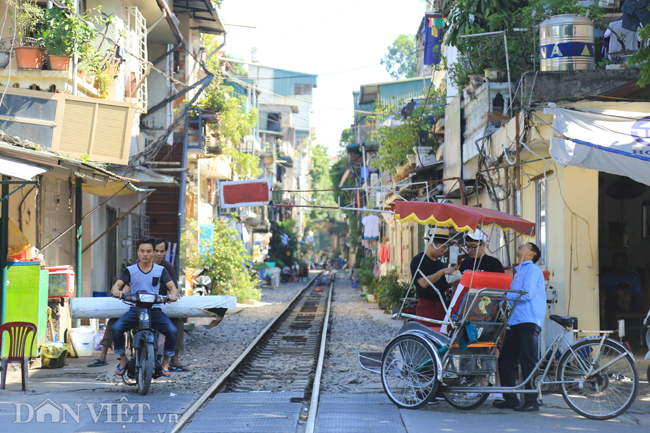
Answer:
[{"left": 222, "top": 181, "right": 270, "bottom": 205}]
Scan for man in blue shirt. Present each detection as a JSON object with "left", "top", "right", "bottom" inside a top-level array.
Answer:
[{"left": 493, "top": 242, "right": 546, "bottom": 412}]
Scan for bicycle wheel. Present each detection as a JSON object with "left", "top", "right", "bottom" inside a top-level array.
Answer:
[
  {"left": 137, "top": 343, "right": 154, "bottom": 395},
  {"left": 440, "top": 376, "right": 489, "bottom": 410},
  {"left": 381, "top": 334, "right": 438, "bottom": 409},
  {"left": 558, "top": 338, "right": 638, "bottom": 420}
]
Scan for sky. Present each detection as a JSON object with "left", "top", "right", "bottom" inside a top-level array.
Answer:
[{"left": 218, "top": 0, "right": 427, "bottom": 156}]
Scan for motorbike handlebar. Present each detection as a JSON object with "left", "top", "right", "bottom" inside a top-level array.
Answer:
[{"left": 112, "top": 293, "right": 170, "bottom": 304}]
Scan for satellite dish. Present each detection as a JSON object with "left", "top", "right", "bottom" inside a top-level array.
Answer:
[{"left": 606, "top": 177, "right": 646, "bottom": 200}]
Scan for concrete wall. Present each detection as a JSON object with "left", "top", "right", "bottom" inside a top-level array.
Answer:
[
  {"left": 84, "top": 191, "right": 148, "bottom": 297},
  {"left": 521, "top": 68, "right": 643, "bottom": 101},
  {"left": 40, "top": 176, "right": 76, "bottom": 268}
]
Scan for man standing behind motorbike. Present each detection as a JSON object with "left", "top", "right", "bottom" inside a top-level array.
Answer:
[{"left": 111, "top": 237, "right": 179, "bottom": 377}]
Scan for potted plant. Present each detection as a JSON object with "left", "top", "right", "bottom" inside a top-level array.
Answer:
[
  {"left": 0, "top": 40, "right": 10, "bottom": 69},
  {"left": 357, "top": 268, "right": 378, "bottom": 302},
  {"left": 8, "top": 0, "right": 46, "bottom": 69},
  {"left": 37, "top": 0, "right": 106, "bottom": 71},
  {"left": 377, "top": 268, "right": 410, "bottom": 313},
  {"left": 90, "top": 45, "right": 122, "bottom": 98}
]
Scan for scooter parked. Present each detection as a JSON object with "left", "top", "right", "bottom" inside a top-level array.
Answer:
[{"left": 192, "top": 267, "right": 212, "bottom": 296}]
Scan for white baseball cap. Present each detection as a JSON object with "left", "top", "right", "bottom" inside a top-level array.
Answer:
[{"left": 466, "top": 228, "right": 487, "bottom": 242}]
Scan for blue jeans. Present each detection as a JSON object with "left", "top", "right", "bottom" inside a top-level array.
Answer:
[{"left": 112, "top": 307, "right": 178, "bottom": 357}]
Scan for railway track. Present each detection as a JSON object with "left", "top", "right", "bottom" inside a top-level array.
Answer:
[{"left": 169, "top": 273, "right": 333, "bottom": 433}]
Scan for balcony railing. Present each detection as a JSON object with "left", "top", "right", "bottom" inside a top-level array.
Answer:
[{"left": 0, "top": 69, "right": 100, "bottom": 98}]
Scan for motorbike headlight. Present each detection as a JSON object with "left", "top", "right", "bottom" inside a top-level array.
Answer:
[{"left": 139, "top": 293, "right": 156, "bottom": 303}]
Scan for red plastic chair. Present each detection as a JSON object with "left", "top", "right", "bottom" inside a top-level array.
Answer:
[{"left": 0, "top": 322, "right": 37, "bottom": 391}]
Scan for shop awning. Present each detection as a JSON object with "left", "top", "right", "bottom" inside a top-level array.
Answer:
[
  {"left": 394, "top": 201, "right": 535, "bottom": 235},
  {"left": 0, "top": 155, "right": 48, "bottom": 180},
  {"left": 550, "top": 108, "right": 650, "bottom": 186},
  {"left": 82, "top": 182, "right": 154, "bottom": 197}
]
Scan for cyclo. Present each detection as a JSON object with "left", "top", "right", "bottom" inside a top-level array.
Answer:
[{"left": 359, "top": 201, "right": 639, "bottom": 421}]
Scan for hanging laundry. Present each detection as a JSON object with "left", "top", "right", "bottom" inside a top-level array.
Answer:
[
  {"left": 373, "top": 263, "right": 381, "bottom": 279},
  {"left": 622, "top": 0, "right": 650, "bottom": 32},
  {"left": 361, "top": 214, "right": 381, "bottom": 240},
  {"left": 378, "top": 243, "right": 390, "bottom": 264},
  {"left": 603, "top": 20, "right": 639, "bottom": 59}
]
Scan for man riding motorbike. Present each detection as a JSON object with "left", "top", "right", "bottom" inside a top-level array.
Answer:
[{"left": 111, "top": 236, "right": 179, "bottom": 377}]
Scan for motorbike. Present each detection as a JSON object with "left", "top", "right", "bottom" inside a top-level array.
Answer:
[
  {"left": 643, "top": 310, "right": 650, "bottom": 383},
  {"left": 280, "top": 271, "right": 293, "bottom": 283},
  {"left": 115, "top": 292, "right": 169, "bottom": 395},
  {"left": 192, "top": 267, "right": 211, "bottom": 296},
  {"left": 394, "top": 297, "right": 418, "bottom": 325}
]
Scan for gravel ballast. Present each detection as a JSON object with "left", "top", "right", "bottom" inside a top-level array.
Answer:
[
  {"left": 321, "top": 277, "right": 400, "bottom": 393},
  {"left": 95, "top": 278, "right": 315, "bottom": 394}
]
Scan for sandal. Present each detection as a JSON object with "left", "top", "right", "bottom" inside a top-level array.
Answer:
[
  {"left": 88, "top": 358, "right": 109, "bottom": 367},
  {"left": 115, "top": 364, "right": 127, "bottom": 376},
  {"left": 170, "top": 365, "right": 191, "bottom": 372},
  {"left": 160, "top": 368, "right": 171, "bottom": 377}
]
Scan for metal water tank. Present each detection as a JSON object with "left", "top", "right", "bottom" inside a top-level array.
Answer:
[{"left": 539, "top": 14, "right": 595, "bottom": 71}]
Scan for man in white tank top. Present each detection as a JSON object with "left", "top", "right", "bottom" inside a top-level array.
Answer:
[{"left": 111, "top": 237, "right": 179, "bottom": 376}]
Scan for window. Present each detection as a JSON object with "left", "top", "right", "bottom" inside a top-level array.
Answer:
[
  {"left": 125, "top": 6, "right": 148, "bottom": 113},
  {"left": 293, "top": 84, "right": 313, "bottom": 96},
  {"left": 267, "top": 112, "right": 281, "bottom": 132},
  {"left": 535, "top": 179, "right": 548, "bottom": 268}
]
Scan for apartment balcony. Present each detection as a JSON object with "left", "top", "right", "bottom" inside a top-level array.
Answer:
[
  {"left": 0, "top": 69, "right": 100, "bottom": 98},
  {"left": 277, "top": 140, "right": 294, "bottom": 158},
  {"left": 0, "top": 86, "right": 135, "bottom": 165}
]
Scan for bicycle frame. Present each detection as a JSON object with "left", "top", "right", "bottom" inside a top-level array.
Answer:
[{"left": 443, "top": 327, "right": 620, "bottom": 394}]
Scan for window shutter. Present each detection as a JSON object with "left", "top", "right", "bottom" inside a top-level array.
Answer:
[{"left": 56, "top": 97, "right": 135, "bottom": 165}]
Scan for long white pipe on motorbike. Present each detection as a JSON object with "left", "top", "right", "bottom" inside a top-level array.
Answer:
[{"left": 70, "top": 295, "right": 237, "bottom": 319}]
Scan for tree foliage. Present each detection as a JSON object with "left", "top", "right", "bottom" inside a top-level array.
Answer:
[
  {"left": 197, "top": 34, "right": 259, "bottom": 180},
  {"left": 338, "top": 128, "right": 354, "bottom": 155},
  {"left": 381, "top": 34, "right": 417, "bottom": 80},
  {"left": 268, "top": 220, "right": 299, "bottom": 267},
  {"left": 445, "top": 0, "right": 603, "bottom": 88},
  {"left": 630, "top": 24, "right": 650, "bottom": 88},
  {"left": 309, "top": 144, "right": 338, "bottom": 219},
  {"left": 186, "top": 219, "right": 261, "bottom": 302},
  {"left": 371, "top": 93, "right": 445, "bottom": 174}
]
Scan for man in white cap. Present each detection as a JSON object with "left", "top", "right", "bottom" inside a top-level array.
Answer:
[{"left": 459, "top": 228, "right": 504, "bottom": 274}]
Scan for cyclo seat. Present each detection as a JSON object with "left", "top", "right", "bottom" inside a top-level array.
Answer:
[{"left": 549, "top": 314, "right": 578, "bottom": 329}]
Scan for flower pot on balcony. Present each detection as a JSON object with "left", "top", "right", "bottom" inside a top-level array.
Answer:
[
  {"left": 469, "top": 74, "right": 484, "bottom": 90},
  {"left": 49, "top": 55, "right": 71, "bottom": 71},
  {"left": 0, "top": 51, "right": 10, "bottom": 69},
  {"left": 14, "top": 46, "right": 45, "bottom": 70},
  {"left": 484, "top": 68, "right": 507, "bottom": 82}
]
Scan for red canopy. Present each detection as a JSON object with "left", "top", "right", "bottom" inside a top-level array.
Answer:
[{"left": 394, "top": 201, "right": 535, "bottom": 236}]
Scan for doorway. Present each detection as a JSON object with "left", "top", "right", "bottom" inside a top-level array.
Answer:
[{"left": 598, "top": 173, "right": 650, "bottom": 349}]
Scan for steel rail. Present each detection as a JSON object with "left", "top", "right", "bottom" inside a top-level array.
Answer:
[
  {"left": 168, "top": 274, "right": 321, "bottom": 433},
  {"left": 304, "top": 278, "right": 334, "bottom": 432}
]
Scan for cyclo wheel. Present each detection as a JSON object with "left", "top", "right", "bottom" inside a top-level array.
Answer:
[
  {"left": 558, "top": 338, "right": 638, "bottom": 420},
  {"left": 442, "top": 377, "right": 490, "bottom": 410},
  {"left": 137, "top": 343, "right": 155, "bottom": 395},
  {"left": 381, "top": 334, "right": 438, "bottom": 409}
]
